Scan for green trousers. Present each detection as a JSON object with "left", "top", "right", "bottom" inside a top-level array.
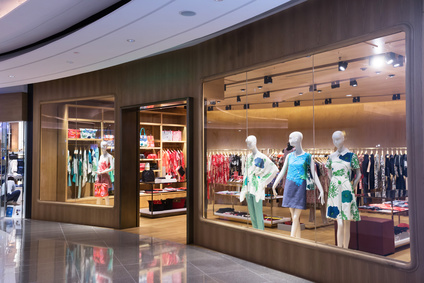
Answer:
[{"left": 246, "top": 193, "right": 264, "bottom": 230}]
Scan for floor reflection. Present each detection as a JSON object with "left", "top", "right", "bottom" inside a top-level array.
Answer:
[{"left": 0, "top": 218, "right": 310, "bottom": 283}]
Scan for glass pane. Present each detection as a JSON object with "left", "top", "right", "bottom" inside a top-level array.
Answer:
[
  {"left": 313, "top": 32, "right": 408, "bottom": 261},
  {"left": 40, "top": 97, "right": 115, "bottom": 206}
]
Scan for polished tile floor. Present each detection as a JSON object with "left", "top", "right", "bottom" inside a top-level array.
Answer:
[{"left": 0, "top": 218, "right": 311, "bottom": 283}]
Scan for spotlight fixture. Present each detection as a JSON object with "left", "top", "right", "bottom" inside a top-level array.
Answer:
[
  {"left": 325, "top": 98, "right": 332, "bottom": 104},
  {"left": 299, "top": 92, "right": 303, "bottom": 96},
  {"left": 258, "top": 86, "right": 263, "bottom": 89},
  {"left": 272, "top": 102, "right": 279, "bottom": 108},
  {"left": 388, "top": 74, "right": 395, "bottom": 78},
  {"left": 210, "top": 101, "right": 216, "bottom": 105},
  {"left": 244, "top": 104, "right": 250, "bottom": 109},
  {"left": 393, "top": 55, "right": 404, "bottom": 68},
  {"left": 237, "top": 96, "right": 241, "bottom": 102},
  {"left": 207, "top": 106, "right": 213, "bottom": 111},
  {"left": 294, "top": 100, "right": 300, "bottom": 107},
  {"left": 392, "top": 94, "right": 401, "bottom": 100},
  {"left": 263, "top": 91, "right": 270, "bottom": 98},
  {"left": 370, "top": 55, "right": 385, "bottom": 68},
  {"left": 338, "top": 61, "right": 348, "bottom": 71},
  {"left": 353, "top": 97, "right": 360, "bottom": 103},
  {"left": 331, "top": 81, "right": 340, "bottom": 89},
  {"left": 360, "top": 67, "right": 367, "bottom": 71},
  {"left": 385, "top": 52, "right": 396, "bottom": 65},
  {"left": 346, "top": 94, "right": 353, "bottom": 97},
  {"left": 309, "top": 84, "right": 317, "bottom": 92},
  {"left": 226, "top": 105, "right": 232, "bottom": 110},
  {"left": 241, "top": 88, "right": 246, "bottom": 92},
  {"left": 317, "top": 90, "right": 322, "bottom": 93},
  {"left": 264, "top": 76, "right": 273, "bottom": 84},
  {"left": 350, "top": 79, "right": 358, "bottom": 87}
]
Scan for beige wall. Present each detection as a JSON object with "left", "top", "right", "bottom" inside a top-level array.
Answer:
[{"left": 31, "top": 0, "right": 424, "bottom": 281}]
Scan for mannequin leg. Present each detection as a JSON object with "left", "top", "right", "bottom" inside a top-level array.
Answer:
[
  {"left": 309, "top": 206, "right": 315, "bottom": 223},
  {"left": 246, "top": 194, "right": 264, "bottom": 230},
  {"left": 290, "top": 208, "right": 303, "bottom": 238},
  {"left": 342, "top": 220, "right": 351, "bottom": 248},
  {"left": 105, "top": 196, "right": 110, "bottom": 206},
  {"left": 321, "top": 205, "right": 328, "bottom": 224},
  {"left": 336, "top": 219, "right": 344, "bottom": 247}
]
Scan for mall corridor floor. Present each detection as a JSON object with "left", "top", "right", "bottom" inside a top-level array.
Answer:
[{"left": 0, "top": 219, "right": 311, "bottom": 282}]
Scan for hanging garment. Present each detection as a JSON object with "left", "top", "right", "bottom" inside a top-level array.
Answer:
[{"left": 326, "top": 150, "right": 361, "bottom": 221}]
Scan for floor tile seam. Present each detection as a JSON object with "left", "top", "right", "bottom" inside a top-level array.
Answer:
[
  {"left": 195, "top": 265, "right": 253, "bottom": 276},
  {"left": 206, "top": 269, "right": 273, "bottom": 283},
  {"left": 187, "top": 261, "right": 210, "bottom": 276}
]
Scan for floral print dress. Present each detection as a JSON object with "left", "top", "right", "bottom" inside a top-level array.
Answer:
[{"left": 326, "top": 150, "right": 361, "bottom": 221}]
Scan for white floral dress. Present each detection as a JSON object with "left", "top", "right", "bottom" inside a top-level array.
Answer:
[{"left": 326, "top": 150, "right": 361, "bottom": 221}]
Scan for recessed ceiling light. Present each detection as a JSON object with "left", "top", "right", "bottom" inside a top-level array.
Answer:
[
  {"left": 388, "top": 74, "right": 395, "bottom": 78},
  {"left": 317, "top": 90, "right": 322, "bottom": 93},
  {"left": 346, "top": 94, "right": 352, "bottom": 97},
  {"left": 375, "top": 71, "right": 381, "bottom": 74},
  {"left": 9, "top": 75, "right": 15, "bottom": 78},
  {"left": 241, "top": 89, "right": 245, "bottom": 92},
  {"left": 127, "top": 39, "right": 135, "bottom": 43},
  {"left": 179, "top": 10, "right": 196, "bottom": 16},
  {"left": 258, "top": 86, "right": 263, "bottom": 89},
  {"left": 299, "top": 92, "right": 303, "bottom": 95},
  {"left": 360, "top": 67, "right": 367, "bottom": 71}
]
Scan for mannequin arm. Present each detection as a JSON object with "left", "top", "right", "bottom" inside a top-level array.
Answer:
[
  {"left": 352, "top": 168, "right": 361, "bottom": 194},
  {"left": 272, "top": 157, "right": 289, "bottom": 197},
  {"left": 310, "top": 157, "right": 325, "bottom": 205}
]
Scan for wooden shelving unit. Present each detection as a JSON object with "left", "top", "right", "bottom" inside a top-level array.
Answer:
[{"left": 139, "top": 109, "right": 187, "bottom": 217}]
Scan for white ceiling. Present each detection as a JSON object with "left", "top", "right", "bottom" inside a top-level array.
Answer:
[{"left": 0, "top": 0, "right": 301, "bottom": 91}]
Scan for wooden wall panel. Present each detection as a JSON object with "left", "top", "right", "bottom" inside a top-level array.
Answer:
[
  {"left": 31, "top": 0, "right": 424, "bottom": 281},
  {"left": 0, "top": 92, "right": 27, "bottom": 122}
]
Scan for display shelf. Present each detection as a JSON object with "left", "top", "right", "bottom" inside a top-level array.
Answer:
[
  {"left": 214, "top": 212, "right": 290, "bottom": 227},
  {"left": 162, "top": 141, "right": 185, "bottom": 143},
  {"left": 139, "top": 122, "right": 162, "bottom": 126},
  {"left": 68, "top": 138, "right": 102, "bottom": 142},
  {"left": 140, "top": 207, "right": 186, "bottom": 218},
  {"left": 140, "top": 159, "right": 159, "bottom": 161},
  {"left": 140, "top": 147, "right": 161, "bottom": 149},
  {"left": 162, "top": 124, "right": 185, "bottom": 127}
]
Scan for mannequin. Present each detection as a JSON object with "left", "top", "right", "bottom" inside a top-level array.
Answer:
[
  {"left": 95, "top": 141, "right": 114, "bottom": 205},
  {"left": 272, "top": 131, "right": 324, "bottom": 238},
  {"left": 240, "top": 135, "right": 278, "bottom": 230},
  {"left": 326, "top": 131, "right": 361, "bottom": 248}
]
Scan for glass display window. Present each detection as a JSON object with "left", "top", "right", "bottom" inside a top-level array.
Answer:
[
  {"left": 203, "top": 32, "right": 409, "bottom": 262},
  {"left": 39, "top": 97, "right": 115, "bottom": 206}
]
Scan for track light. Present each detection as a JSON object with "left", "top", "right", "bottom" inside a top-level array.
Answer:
[
  {"left": 237, "top": 96, "right": 241, "bottom": 102},
  {"left": 392, "top": 94, "right": 401, "bottom": 100},
  {"left": 264, "top": 76, "right": 273, "bottom": 84},
  {"left": 263, "top": 91, "right": 270, "bottom": 98},
  {"left": 207, "top": 106, "right": 213, "bottom": 111},
  {"left": 272, "top": 102, "right": 279, "bottom": 108},
  {"left": 244, "top": 104, "right": 250, "bottom": 109},
  {"left": 385, "top": 52, "right": 396, "bottom": 65},
  {"left": 393, "top": 55, "right": 404, "bottom": 68},
  {"left": 325, "top": 98, "right": 332, "bottom": 104},
  {"left": 225, "top": 105, "right": 231, "bottom": 110},
  {"left": 331, "top": 81, "right": 340, "bottom": 89},
  {"left": 338, "top": 61, "right": 348, "bottom": 71},
  {"left": 294, "top": 100, "right": 300, "bottom": 107},
  {"left": 350, "top": 79, "right": 358, "bottom": 87},
  {"left": 353, "top": 97, "right": 360, "bottom": 103}
]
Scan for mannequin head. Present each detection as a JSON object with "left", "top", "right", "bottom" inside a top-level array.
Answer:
[
  {"left": 245, "top": 135, "right": 257, "bottom": 150},
  {"left": 332, "top": 131, "right": 345, "bottom": 149},
  {"left": 101, "top": 141, "right": 108, "bottom": 152},
  {"left": 289, "top": 131, "right": 303, "bottom": 147}
]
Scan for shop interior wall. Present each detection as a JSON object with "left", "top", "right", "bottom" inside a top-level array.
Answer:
[{"left": 31, "top": 0, "right": 424, "bottom": 281}]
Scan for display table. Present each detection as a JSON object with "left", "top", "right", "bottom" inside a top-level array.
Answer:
[{"left": 335, "top": 216, "right": 395, "bottom": 255}]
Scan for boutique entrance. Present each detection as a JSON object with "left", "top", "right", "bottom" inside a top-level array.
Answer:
[{"left": 123, "top": 99, "right": 192, "bottom": 244}]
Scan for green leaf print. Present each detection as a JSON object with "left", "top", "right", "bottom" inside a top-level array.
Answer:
[
  {"left": 351, "top": 153, "right": 360, "bottom": 169},
  {"left": 351, "top": 203, "right": 361, "bottom": 221},
  {"left": 252, "top": 177, "right": 259, "bottom": 192},
  {"left": 341, "top": 211, "right": 347, "bottom": 220},
  {"left": 328, "top": 183, "right": 338, "bottom": 199},
  {"left": 333, "top": 169, "right": 345, "bottom": 177}
]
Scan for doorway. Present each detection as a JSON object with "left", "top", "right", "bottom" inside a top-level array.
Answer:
[{"left": 121, "top": 98, "right": 193, "bottom": 244}]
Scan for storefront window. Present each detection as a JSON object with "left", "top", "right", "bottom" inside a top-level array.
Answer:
[
  {"left": 40, "top": 97, "right": 115, "bottom": 206},
  {"left": 204, "top": 32, "right": 409, "bottom": 262}
]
